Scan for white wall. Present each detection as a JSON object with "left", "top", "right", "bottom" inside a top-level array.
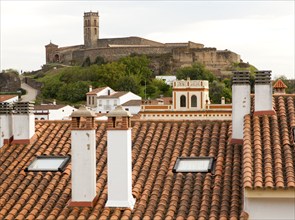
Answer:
[
  {"left": 12, "top": 114, "right": 35, "bottom": 140},
  {"left": 1, "top": 96, "right": 19, "bottom": 103},
  {"left": 232, "top": 84, "right": 250, "bottom": 140},
  {"left": 49, "top": 106, "right": 76, "bottom": 120},
  {"left": 173, "top": 91, "right": 208, "bottom": 110},
  {"left": 245, "top": 198, "right": 295, "bottom": 220},
  {"left": 96, "top": 92, "right": 141, "bottom": 113},
  {"left": 0, "top": 114, "right": 13, "bottom": 146},
  {"left": 106, "top": 129, "right": 135, "bottom": 208},
  {"left": 34, "top": 113, "right": 49, "bottom": 120},
  {"left": 71, "top": 129, "right": 96, "bottom": 202},
  {"left": 118, "top": 93, "right": 141, "bottom": 105},
  {"left": 123, "top": 106, "right": 141, "bottom": 115},
  {"left": 255, "top": 84, "right": 273, "bottom": 112}
]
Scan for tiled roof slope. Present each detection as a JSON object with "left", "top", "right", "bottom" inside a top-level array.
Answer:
[
  {"left": 273, "top": 79, "right": 287, "bottom": 89},
  {"left": 0, "top": 120, "right": 245, "bottom": 220},
  {"left": 243, "top": 95, "right": 295, "bottom": 189}
]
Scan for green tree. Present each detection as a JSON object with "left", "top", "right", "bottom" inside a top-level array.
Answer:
[
  {"left": 209, "top": 80, "right": 232, "bottom": 103},
  {"left": 116, "top": 75, "right": 141, "bottom": 94},
  {"left": 57, "top": 81, "right": 89, "bottom": 103},
  {"left": 119, "top": 55, "right": 152, "bottom": 84}
]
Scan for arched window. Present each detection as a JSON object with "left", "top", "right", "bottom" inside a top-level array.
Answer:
[
  {"left": 95, "top": 28, "right": 97, "bottom": 35},
  {"left": 87, "top": 20, "right": 90, "bottom": 26},
  {"left": 191, "top": 95, "right": 197, "bottom": 107},
  {"left": 180, "top": 95, "right": 186, "bottom": 107},
  {"left": 84, "top": 20, "right": 87, "bottom": 26},
  {"left": 94, "top": 19, "right": 97, "bottom": 26}
]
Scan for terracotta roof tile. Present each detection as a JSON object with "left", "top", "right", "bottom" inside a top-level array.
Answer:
[
  {"left": 0, "top": 118, "right": 244, "bottom": 219},
  {"left": 1, "top": 94, "right": 294, "bottom": 219},
  {"left": 243, "top": 95, "right": 295, "bottom": 189},
  {"left": 86, "top": 87, "right": 108, "bottom": 95},
  {"left": 273, "top": 79, "right": 287, "bottom": 89}
]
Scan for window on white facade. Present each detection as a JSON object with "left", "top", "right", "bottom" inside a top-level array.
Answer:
[
  {"left": 180, "top": 95, "right": 186, "bottom": 107},
  {"left": 26, "top": 155, "right": 70, "bottom": 172},
  {"left": 92, "top": 96, "right": 94, "bottom": 105},
  {"left": 114, "top": 100, "right": 117, "bottom": 106},
  {"left": 191, "top": 95, "right": 197, "bottom": 107},
  {"left": 173, "top": 157, "right": 215, "bottom": 173},
  {"left": 98, "top": 100, "right": 102, "bottom": 106}
]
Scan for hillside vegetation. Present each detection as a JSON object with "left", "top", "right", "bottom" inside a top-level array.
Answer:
[{"left": 26, "top": 55, "right": 258, "bottom": 105}]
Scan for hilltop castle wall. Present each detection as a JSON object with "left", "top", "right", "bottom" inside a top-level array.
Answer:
[
  {"left": 97, "top": 37, "right": 164, "bottom": 47},
  {"left": 71, "top": 46, "right": 172, "bottom": 64},
  {"left": 45, "top": 11, "right": 241, "bottom": 71}
]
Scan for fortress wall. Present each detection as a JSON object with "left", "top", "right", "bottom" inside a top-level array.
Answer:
[
  {"left": 97, "top": 37, "right": 164, "bottom": 47},
  {"left": 165, "top": 43, "right": 188, "bottom": 48},
  {"left": 72, "top": 46, "right": 172, "bottom": 63}
]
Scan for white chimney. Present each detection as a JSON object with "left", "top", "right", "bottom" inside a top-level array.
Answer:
[
  {"left": 70, "top": 106, "right": 97, "bottom": 207},
  {"left": 0, "top": 103, "right": 13, "bottom": 147},
  {"left": 231, "top": 71, "right": 250, "bottom": 144},
  {"left": 89, "top": 85, "right": 93, "bottom": 92},
  {"left": 53, "top": 99, "right": 56, "bottom": 105},
  {"left": 106, "top": 106, "right": 135, "bottom": 209},
  {"left": 254, "top": 71, "right": 275, "bottom": 115},
  {"left": 12, "top": 102, "right": 35, "bottom": 144}
]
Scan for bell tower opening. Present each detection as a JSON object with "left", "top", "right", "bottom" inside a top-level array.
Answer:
[{"left": 84, "top": 11, "right": 99, "bottom": 48}]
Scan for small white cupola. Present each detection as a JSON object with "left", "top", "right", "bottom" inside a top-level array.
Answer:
[
  {"left": 70, "top": 106, "right": 97, "bottom": 207},
  {"left": 231, "top": 71, "right": 250, "bottom": 144},
  {"left": 106, "top": 106, "right": 136, "bottom": 209},
  {"left": 254, "top": 70, "right": 275, "bottom": 115},
  {"left": 12, "top": 102, "right": 35, "bottom": 144},
  {"left": 0, "top": 102, "right": 13, "bottom": 147}
]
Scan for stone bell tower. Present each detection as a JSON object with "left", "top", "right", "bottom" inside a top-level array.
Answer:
[{"left": 84, "top": 11, "right": 99, "bottom": 48}]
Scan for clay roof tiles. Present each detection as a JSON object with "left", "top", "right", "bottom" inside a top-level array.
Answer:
[
  {"left": 243, "top": 95, "right": 295, "bottom": 189},
  {"left": 0, "top": 119, "right": 244, "bottom": 219},
  {"left": 273, "top": 79, "right": 287, "bottom": 89},
  {"left": 1, "top": 94, "right": 295, "bottom": 219}
]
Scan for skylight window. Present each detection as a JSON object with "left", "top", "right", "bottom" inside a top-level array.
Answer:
[
  {"left": 26, "top": 155, "right": 70, "bottom": 172},
  {"left": 173, "top": 157, "right": 215, "bottom": 173}
]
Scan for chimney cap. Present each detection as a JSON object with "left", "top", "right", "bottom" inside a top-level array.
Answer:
[
  {"left": 70, "top": 106, "right": 96, "bottom": 117},
  {"left": 107, "top": 105, "right": 132, "bottom": 117}
]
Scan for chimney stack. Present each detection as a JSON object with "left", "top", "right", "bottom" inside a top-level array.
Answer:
[
  {"left": 231, "top": 71, "right": 250, "bottom": 144},
  {"left": 12, "top": 102, "right": 35, "bottom": 144},
  {"left": 254, "top": 70, "right": 275, "bottom": 115},
  {"left": 70, "top": 106, "right": 97, "bottom": 207},
  {"left": 106, "top": 106, "right": 135, "bottom": 209},
  {"left": 89, "top": 85, "right": 93, "bottom": 92},
  {"left": 0, "top": 102, "right": 13, "bottom": 147}
]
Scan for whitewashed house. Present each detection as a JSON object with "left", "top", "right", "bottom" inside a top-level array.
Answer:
[
  {"left": 96, "top": 92, "right": 141, "bottom": 113},
  {"left": 34, "top": 104, "right": 77, "bottom": 120},
  {"left": 86, "top": 86, "right": 114, "bottom": 108},
  {"left": 0, "top": 95, "right": 19, "bottom": 103},
  {"left": 86, "top": 86, "right": 141, "bottom": 114},
  {"left": 122, "top": 100, "right": 142, "bottom": 115}
]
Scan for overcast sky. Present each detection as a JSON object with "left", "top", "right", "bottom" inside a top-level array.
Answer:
[{"left": 0, "top": 0, "right": 294, "bottom": 79}]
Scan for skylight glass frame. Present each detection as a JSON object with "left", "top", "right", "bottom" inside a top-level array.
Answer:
[
  {"left": 25, "top": 155, "right": 71, "bottom": 172},
  {"left": 173, "top": 157, "right": 215, "bottom": 173}
]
